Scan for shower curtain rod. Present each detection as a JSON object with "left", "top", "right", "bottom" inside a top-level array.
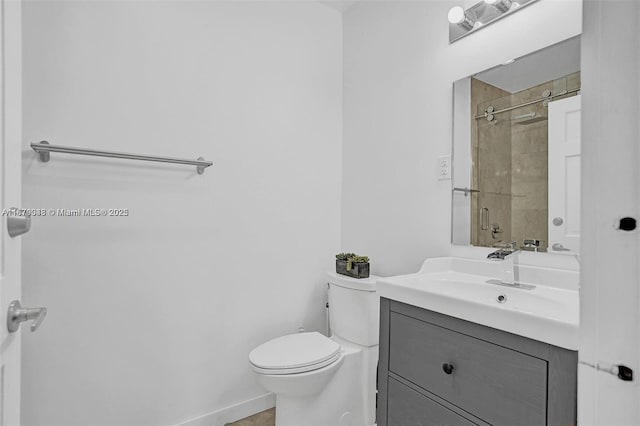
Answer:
[
  {"left": 30, "top": 141, "right": 213, "bottom": 175},
  {"left": 474, "top": 88, "right": 581, "bottom": 120}
]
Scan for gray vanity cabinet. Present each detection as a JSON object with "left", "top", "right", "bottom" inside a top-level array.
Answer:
[{"left": 377, "top": 298, "right": 577, "bottom": 426}]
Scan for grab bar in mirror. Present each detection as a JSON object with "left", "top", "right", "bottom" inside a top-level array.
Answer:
[{"left": 452, "top": 187, "right": 480, "bottom": 197}]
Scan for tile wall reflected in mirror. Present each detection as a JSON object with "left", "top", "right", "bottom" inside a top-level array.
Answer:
[{"left": 452, "top": 36, "right": 582, "bottom": 254}]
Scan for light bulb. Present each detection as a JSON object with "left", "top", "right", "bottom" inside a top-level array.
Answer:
[
  {"left": 448, "top": 6, "right": 475, "bottom": 30},
  {"left": 484, "top": 0, "right": 513, "bottom": 13},
  {"left": 447, "top": 6, "right": 465, "bottom": 24}
]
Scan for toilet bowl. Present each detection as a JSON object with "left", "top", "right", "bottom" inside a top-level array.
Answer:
[
  {"left": 250, "top": 332, "right": 344, "bottom": 397},
  {"left": 249, "top": 273, "right": 379, "bottom": 426}
]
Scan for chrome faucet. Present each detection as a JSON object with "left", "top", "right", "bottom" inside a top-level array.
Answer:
[{"left": 487, "top": 242, "right": 521, "bottom": 286}]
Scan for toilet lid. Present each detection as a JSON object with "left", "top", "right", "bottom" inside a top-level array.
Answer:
[{"left": 249, "top": 332, "right": 340, "bottom": 373}]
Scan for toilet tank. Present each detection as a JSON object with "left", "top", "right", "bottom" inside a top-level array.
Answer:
[{"left": 327, "top": 272, "right": 379, "bottom": 347}]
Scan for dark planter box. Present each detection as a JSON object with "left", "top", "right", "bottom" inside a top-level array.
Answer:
[{"left": 336, "top": 259, "right": 370, "bottom": 279}]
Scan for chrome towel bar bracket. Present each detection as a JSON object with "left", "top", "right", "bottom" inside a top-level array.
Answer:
[{"left": 31, "top": 141, "right": 213, "bottom": 175}]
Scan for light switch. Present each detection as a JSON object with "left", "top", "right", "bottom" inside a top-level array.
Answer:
[{"left": 438, "top": 155, "right": 451, "bottom": 180}]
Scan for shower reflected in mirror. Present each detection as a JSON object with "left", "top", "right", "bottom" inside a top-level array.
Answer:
[{"left": 451, "top": 36, "right": 582, "bottom": 254}]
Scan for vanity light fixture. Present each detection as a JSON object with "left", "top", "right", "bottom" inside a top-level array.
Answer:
[
  {"left": 447, "top": 6, "right": 476, "bottom": 30},
  {"left": 484, "top": 0, "right": 514, "bottom": 13},
  {"left": 448, "top": 0, "right": 538, "bottom": 43}
]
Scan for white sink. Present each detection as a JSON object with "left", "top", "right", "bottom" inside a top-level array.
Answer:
[{"left": 376, "top": 257, "right": 579, "bottom": 350}]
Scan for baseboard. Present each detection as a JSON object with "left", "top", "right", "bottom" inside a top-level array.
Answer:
[{"left": 178, "top": 393, "right": 275, "bottom": 426}]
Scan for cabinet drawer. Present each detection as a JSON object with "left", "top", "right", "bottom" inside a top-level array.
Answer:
[
  {"left": 389, "top": 312, "right": 547, "bottom": 426},
  {"left": 388, "top": 377, "right": 478, "bottom": 426}
]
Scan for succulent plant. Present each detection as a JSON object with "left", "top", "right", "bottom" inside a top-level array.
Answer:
[
  {"left": 336, "top": 252, "right": 357, "bottom": 261},
  {"left": 346, "top": 255, "right": 370, "bottom": 271}
]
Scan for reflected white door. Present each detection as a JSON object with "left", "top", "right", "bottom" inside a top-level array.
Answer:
[
  {"left": 548, "top": 94, "right": 581, "bottom": 254},
  {"left": 0, "top": 1, "right": 23, "bottom": 424}
]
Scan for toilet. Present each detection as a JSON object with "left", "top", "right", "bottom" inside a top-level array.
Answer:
[{"left": 249, "top": 272, "right": 379, "bottom": 426}]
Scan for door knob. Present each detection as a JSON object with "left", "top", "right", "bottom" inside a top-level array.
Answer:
[
  {"left": 552, "top": 217, "right": 564, "bottom": 226},
  {"left": 7, "top": 300, "right": 47, "bottom": 333},
  {"left": 551, "top": 243, "right": 570, "bottom": 252}
]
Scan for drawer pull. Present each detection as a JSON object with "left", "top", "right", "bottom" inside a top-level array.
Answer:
[{"left": 442, "top": 363, "right": 455, "bottom": 375}]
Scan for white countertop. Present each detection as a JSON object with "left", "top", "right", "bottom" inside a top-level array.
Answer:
[{"left": 377, "top": 257, "right": 580, "bottom": 350}]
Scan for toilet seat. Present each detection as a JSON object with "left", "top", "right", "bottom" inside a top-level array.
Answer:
[{"left": 249, "top": 332, "right": 341, "bottom": 375}]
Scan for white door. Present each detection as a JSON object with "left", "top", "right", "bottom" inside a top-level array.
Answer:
[
  {"left": 0, "top": 1, "right": 23, "bottom": 424},
  {"left": 580, "top": 1, "right": 640, "bottom": 425},
  {"left": 548, "top": 94, "right": 581, "bottom": 254}
]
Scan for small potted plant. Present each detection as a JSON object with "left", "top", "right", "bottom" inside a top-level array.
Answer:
[{"left": 335, "top": 253, "right": 370, "bottom": 279}]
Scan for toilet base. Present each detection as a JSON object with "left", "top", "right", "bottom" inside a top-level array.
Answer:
[{"left": 273, "top": 337, "right": 377, "bottom": 426}]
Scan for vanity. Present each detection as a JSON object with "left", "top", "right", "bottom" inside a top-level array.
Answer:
[
  {"left": 376, "top": 257, "right": 579, "bottom": 426},
  {"left": 374, "top": 30, "right": 583, "bottom": 426}
]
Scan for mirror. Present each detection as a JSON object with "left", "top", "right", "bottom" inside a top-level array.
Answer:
[{"left": 452, "top": 36, "right": 581, "bottom": 254}]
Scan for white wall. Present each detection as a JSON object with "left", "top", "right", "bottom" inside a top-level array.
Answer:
[
  {"left": 21, "top": 2, "right": 342, "bottom": 425},
  {"left": 342, "top": 0, "right": 582, "bottom": 276}
]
